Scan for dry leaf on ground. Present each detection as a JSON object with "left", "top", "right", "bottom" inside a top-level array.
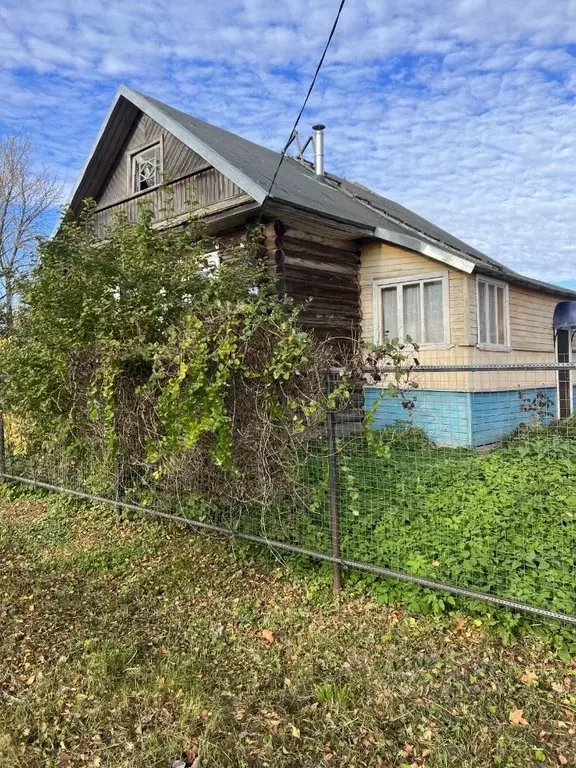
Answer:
[{"left": 509, "top": 709, "right": 529, "bottom": 726}]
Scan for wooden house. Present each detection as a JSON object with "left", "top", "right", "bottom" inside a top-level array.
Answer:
[{"left": 64, "top": 85, "right": 576, "bottom": 446}]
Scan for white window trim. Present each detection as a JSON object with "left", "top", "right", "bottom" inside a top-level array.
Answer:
[
  {"left": 372, "top": 271, "right": 451, "bottom": 349},
  {"left": 555, "top": 329, "right": 573, "bottom": 419},
  {"left": 475, "top": 275, "right": 511, "bottom": 351},
  {"left": 127, "top": 136, "right": 164, "bottom": 196}
]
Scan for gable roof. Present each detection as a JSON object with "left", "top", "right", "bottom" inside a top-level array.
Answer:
[{"left": 67, "top": 85, "right": 576, "bottom": 299}]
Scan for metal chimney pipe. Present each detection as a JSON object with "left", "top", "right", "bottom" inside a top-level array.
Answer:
[{"left": 312, "top": 124, "right": 326, "bottom": 178}]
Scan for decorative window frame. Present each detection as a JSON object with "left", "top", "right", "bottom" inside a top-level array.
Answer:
[
  {"left": 127, "top": 136, "right": 164, "bottom": 196},
  {"left": 475, "top": 275, "right": 511, "bottom": 351},
  {"left": 372, "top": 271, "right": 451, "bottom": 349}
]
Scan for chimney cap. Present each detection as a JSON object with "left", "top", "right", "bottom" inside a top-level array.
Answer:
[{"left": 312, "top": 124, "right": 326, "bottom": 131}]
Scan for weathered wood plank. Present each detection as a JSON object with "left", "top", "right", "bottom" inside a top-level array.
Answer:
[
  {"left": 282, "top": 254, "right": 357, "bottom": 276},
  {"left": 283, "top": 278, "right": 358, "bottom": 300},
  {"left": 268, "top": 202, "right": 371, "bottom": 242},
  {"left": 282, "top": 235, "right": 361, "bottom": 261},
  {"left": 282, "top": 266, "right": 357, "bottom": 287},
  {"left": 93, "top": 169, "right": 246, "bottom": 236},
  {"left": 96, "top": 111, "right": 214, "bottom": 210}
]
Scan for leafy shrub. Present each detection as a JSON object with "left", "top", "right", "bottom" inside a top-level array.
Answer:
[
  {"left": 290, "top": 433, "right": 576, "bottom": 634},
  {"left": 548, "top": 415, "right": 576, "bottom": 441}
]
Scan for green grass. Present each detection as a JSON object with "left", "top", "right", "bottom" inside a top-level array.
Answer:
[{"left": 1, "top": 485, "right": 576, "bottom": 767}]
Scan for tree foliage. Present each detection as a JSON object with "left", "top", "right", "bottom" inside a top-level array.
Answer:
[{"left": 1, "top": 205, "right": 340, "bottom": 507}]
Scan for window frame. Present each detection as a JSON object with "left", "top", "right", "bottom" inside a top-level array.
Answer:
[
  {"left": 475, "top": 276, "right": 511, "bottom": 351},
  {"left": 127, "top": 137, "right": 164, "bottom": 196},
  {"left": 372, "top": 271, "right": 451, "bottom": 348}
]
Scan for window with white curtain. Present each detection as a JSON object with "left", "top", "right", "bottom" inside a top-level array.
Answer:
[
  {"left": 374, "top": 273, "right": 449, "bottom": 346},
  {"left": 476, "top": 277, "right": 509, "bottom": 348}
]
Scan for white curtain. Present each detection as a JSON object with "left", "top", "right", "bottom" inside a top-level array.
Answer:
[
  {"left": 423, "top": 281, "right": 443, "bottom": 343},
  {"left": 403, "top": 284, "right": 421, "bottom": 342},
  {"left": 382, "top": 287, "right": 398, "bottom": 340}
]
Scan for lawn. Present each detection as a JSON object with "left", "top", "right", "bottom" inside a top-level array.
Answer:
[{"left": 1, "top": 485, "right": 576, "bottom": 767}]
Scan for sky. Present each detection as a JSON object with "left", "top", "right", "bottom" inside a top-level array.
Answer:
[{"left": 0, "top": 0, "right": 575, "bottom": 287}]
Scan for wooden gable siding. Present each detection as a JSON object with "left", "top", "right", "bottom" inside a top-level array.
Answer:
[
  {"left": 91, "top": 111, "right": 247, "bottom": 237},
  {"left": 96, "top": 112, "right": 211, "bottom": 209},
  {"left": 93, "top": 171, "right": 245, "bottom": 237},
  {"left": 264, "top": 220, "right": 361, "bottom": 342}
]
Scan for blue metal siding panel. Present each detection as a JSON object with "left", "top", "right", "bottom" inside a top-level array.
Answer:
[
  {"left": 365, "top": 386, "right": 563, "bottom": 448},
  {"left": 470, "top": 387, "right": 557, "bottom": 446},
  {"left": 364, "top": 389, "right": 472, "bottom": 447}
]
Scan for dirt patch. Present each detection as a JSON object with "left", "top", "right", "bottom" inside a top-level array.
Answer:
[{"left": 0, "top": 499, "right": 48, "bottom": 524}]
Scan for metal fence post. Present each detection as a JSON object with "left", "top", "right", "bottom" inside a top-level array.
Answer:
[
  {"left": 326, "top": 371, "right": 342, "bottom": 592},
  {"left": 0, "top": 411, "right": 6, "bottom": 477},
  {"left": 114, "top": 451, "right": 124, "bottom": 521}
]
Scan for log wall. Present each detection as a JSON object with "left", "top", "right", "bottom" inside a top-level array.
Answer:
[{"left": 264, "top": 219, "right": 361, "bottom": 344}]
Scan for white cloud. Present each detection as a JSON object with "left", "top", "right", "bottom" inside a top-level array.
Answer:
[{"left": 0, "top": 0, "right": 575, "bottom": 282}]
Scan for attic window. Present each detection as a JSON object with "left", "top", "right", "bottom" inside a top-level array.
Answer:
[{"left": 131, "top": 143, "right": 161, "bottom": 193}]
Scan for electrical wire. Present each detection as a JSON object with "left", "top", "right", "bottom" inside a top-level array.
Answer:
[{"left": 259, "top": 0, "right": 347, "bottom": 217}]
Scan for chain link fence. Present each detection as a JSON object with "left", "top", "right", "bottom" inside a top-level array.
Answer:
[{"left": 2, "top": 361, "right": 576, "bottom": 624}]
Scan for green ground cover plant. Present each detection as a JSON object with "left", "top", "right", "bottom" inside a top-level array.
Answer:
[{"left": 247, "top": 422, "right": 576, "bottom": 655}]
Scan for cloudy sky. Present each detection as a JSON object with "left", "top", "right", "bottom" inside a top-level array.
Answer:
[{"left": 1, "top": 0, "right": 575, "bottom": 286}]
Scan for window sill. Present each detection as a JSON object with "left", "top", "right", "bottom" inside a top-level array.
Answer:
[
  {"left": 418, "top": 343, "right": 454, "bottom": 351},
  {"left": 476, "top": 343, "right": 512, "bottom": 352},
  {"left": 374, "top": 340, "right": 454, "bottom": 351}
]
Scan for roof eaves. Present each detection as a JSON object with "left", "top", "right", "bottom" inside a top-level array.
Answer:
[{"left": 373, "top": 226, "right": 475, "bottom": 274}]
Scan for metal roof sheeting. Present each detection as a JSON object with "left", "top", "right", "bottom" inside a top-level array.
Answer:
[{"left": 70, "top": 86, "right": 576, "bottom": 300}]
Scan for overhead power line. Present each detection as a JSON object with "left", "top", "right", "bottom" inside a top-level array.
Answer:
[{"left": 260, "top": 0, "right": 347, "bottom": 215}]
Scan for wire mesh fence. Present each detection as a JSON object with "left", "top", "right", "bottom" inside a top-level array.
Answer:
[{"left": 2, "top": 361, "right": 576, "bottom": 624}]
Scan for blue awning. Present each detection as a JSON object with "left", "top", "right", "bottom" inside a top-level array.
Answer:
[{"left": 554, "top": 302, "right": 576, "bottom": 330}]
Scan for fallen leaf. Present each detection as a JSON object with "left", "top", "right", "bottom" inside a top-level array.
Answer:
[
  {"left": 284, "top": 677, "right": 291, "bottom": 688},
  {"left": 422, "top": 728, "right": 432, "bottom": 741},
  {"left": 558, "top": 756, "right": 568, "bottom": 766},
  {"left": 261, "top": 629, "right": 276, "bottom": 644},
  {"left": 25, "top": 674, "right": 35, "bottom": 686},
  {"left": 453, "top": 617, "right": 466, "bottom": 631},
  {"left": 404, "top": 743, "right": 414, "bottom": 754},
  {"left": 268, "top": 719, "right": 281, "bottom": 734},
  {"left": 552, "top": 682, "right": 565, "bottom": 693},
  {"left": 509, "top": 709, "right": 529, "bottom": 726},
  {"left": 431, "top": 561, "right": 440, "bottom": 568},
  {"left": 291, "top": 724, "right": 301, "bottom": 739},
  {"left": 520, "top": 670, "right": 538, "bottom": 686}
]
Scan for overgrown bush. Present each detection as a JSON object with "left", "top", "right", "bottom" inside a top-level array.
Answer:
[
  {"left": 286, "top": 432, "right": 576, "bottom": 631},
  {"left": 0, "top": 204, "right": 347, "bottom": 510}
]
